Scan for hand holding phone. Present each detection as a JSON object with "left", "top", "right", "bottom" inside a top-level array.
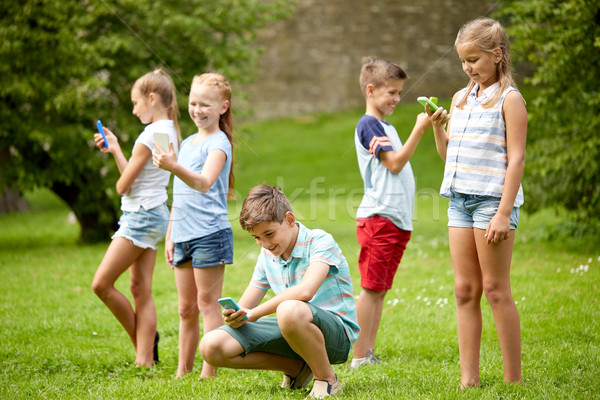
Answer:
[
  {"left": 153, "top": 132, "right": 170, "bottom": 153},
  {"left": 96, "top": 120, "right": 108, "bottom": 148},
  {"left": 218, "top": 297, "right": 248, "bottom": 321},
  {"left": 417, "top": 96, "right": 439, "bottom": 112}
]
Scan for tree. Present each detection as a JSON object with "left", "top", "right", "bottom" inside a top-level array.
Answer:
[
  {"left": 498, "top": 1, "right": 600, "bottom": 225},
  {"left": 0, "top": 0, "right": 294, "bottom": 242}
]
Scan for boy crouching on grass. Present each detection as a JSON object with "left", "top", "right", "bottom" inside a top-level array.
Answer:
[{"left": 200, "top": 184, "right": 360, "bottom": 398}]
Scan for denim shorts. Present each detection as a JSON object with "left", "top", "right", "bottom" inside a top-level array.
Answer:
[
  {"left": 447, "top": 192, "right": 520, "bottom": 230},
  {"left": 112, "top": 204, "right": 169, "bottom": 250},
  {"left": 173, "top": 228, "right": 233, "bottom": 268},
  {"left": 218, "top": 302, "right": 351, "bottom": 364}
]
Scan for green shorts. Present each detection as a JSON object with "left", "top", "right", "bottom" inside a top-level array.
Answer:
[{"left": 218, "top": 302, "right": 351, "bottom": 364}]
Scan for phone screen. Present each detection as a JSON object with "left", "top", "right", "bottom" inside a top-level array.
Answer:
[{"left": 154, "top": 132, "right": 169, "bottom": 152}]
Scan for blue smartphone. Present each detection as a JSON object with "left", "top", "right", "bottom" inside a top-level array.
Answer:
[
  {"left": 218, "top": 297, "right": 248, "bottom": 321},
  {"left": 96, "top": 120, "right": 108, "bottom": 148}
]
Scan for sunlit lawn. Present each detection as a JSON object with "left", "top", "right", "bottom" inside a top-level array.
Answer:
[{"left": 1, "top": 101, "right": 599, "bottom": 399}]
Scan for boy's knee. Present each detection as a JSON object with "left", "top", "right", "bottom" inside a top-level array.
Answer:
[
  {"left": 199, "top": 330, "right": 229, "bottom": 366},
  {"left": 277, "top": 300, "right": 311, "bottom": 330}
]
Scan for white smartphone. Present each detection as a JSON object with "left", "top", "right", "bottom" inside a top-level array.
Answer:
[{"left": 153, "top": 132, "right": 170, "bottom": 152}]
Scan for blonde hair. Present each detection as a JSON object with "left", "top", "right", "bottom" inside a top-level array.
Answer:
[
  {"left": 239, "top": 185, "right": 292, "bottom": 231},
  {"left": 191, "top": 72, "right": 235, "bottom": 198},
  {"left": 455, "top": 17, "right": 515, "bottom": 109},
  {"left": 359, "top": 56, "right": 407, "bottom": 96},
  {"left": 132, "top": 69, "right": 181, "bottom": 143}
]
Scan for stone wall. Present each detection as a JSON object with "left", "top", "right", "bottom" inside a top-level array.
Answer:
[{"left": 242, "top": 0, "right": 501, "bottom": 120}]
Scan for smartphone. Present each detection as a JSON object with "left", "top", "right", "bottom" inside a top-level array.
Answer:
[
  {"left": 96, "top": 120, "right": 108, "bottom": 148},
  {"left": 417, "top": 96, "right": 439, "bottom": 112},
  {"left": 153, "top": 132, "right": 170, "bottom": 152},
  {"left": 218, "top": 297, "right": 248, "bottom": 321}
]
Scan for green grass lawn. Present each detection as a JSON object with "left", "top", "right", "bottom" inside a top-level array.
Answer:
[{"left": 1, "top": 100, "right": 599, "bottom": 399}]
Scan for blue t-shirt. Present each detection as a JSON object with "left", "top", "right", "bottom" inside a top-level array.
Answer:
[
  {"left": 170, "top": 131, "right": 232, "bottom": 243},
  {"left": 250, "top": 222, "right": 360, "bottom": 342},
  {"left": 354, "top": 115, "right": 415, "bottom": 231}
]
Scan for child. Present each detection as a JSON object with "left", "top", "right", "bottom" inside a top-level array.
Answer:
[
  {"left": 428, "top": 18, "right": 526, "bottom": 387},
  {"left": 92, "top": 69, "right": 181, "bottom": 367},
  {"left": 199, "top": 185, "right": 360, "bottom": 398},
  {"left": 153, "top": 72, "right": 234, "bottom": 378},
  {"left": 350, "top": 57, "right": 431, "bottom": 369}
]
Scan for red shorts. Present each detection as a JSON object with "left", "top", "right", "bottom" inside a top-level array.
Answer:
[{"left": 356, "top": 215, "right": 411, "bottom": 292}]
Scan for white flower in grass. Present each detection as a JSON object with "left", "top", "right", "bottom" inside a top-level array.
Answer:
[
  {"left": 557, "top": 268, "right": 561, "bottom": 273},
  {"left": 572, "top": 264, "right": 589, "bottom": 274},
  {"left": 588, "top": 258, "right": 593, "bottom": 263}
]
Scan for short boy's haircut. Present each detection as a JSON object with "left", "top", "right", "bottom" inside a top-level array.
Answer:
[
  {"left": 359, "top": 56, "right": 407, "bottom": 96},
  {"left": 239, "top": 185, "right": 293, "bottom": 231}
]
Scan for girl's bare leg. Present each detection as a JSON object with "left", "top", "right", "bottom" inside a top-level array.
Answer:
[
  {"left": 129, "top": 248, "right": 157, "bottom": 367},
  {"left": 92, "top": 237, "right": 144, "bottom": 348},
  {"left": 449, "top": 227, "right": 483, "bottom": 388},
  {"left": 474, "top": 229, "right": 522, "bottom": 384},
  {"left": 193, "top": 265, "right": 225, "bottom": 378},
  {"left": 174, "top": 264, "right": 199, "bottom": 377}
]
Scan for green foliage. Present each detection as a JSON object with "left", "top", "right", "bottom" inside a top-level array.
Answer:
[
  {"left": 498, "top": 1, "right": 600, "bottom": 223},
  {"left": 0, "top": 0, "right": 294, "bottom": 242}
]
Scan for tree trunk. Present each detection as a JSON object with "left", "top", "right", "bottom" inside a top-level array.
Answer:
[
  {"left": 0, "top": 188, "right": 29, "bottom": 214},
  {"left": 51, "top": 177, "right": 119, "bottom": 243}
]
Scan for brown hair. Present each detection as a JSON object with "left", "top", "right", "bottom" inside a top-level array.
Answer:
[
  {"left": 191, "top": 73, "right": 235, "bottom": 198},
  {"left": 455, "top": 18, "right": 516, "bottom": 109},
  {"left": 359, "top": 56, "right": 407, "bottom": 96},
  {"left": 132, "top": 69, "right": 181, "bottom": 143},
  {"left": 239, "top": 185, "right": 293, "bottom": 231}
]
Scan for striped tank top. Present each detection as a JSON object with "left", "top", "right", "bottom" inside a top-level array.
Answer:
[{"left": 440, "top": 83, "right": 524, "bottom": 207}]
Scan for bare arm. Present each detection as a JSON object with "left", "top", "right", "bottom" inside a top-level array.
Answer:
[
  {"left": 164, "top": 206, "right": 175, "bottom": 269},
  {"left": 430, "top": 92, "right": 459, "bottom": 162},
  {"left": 224, "top": 261, "right": 330, "bottom": 328},
  {"left": 94, "top": 127, "right": 129, "bottom": 174},
  {"left": 485, "top": 90, "right": 527, "bottom": 243},
  {"left": 153, "top": 143, "right": 226, "bottom": 193},
  {"left": 115, "top": 144, "right": 151, "bottom": 195},
  {"left": 247, "top": 261, "right": 330, "bottom": 321},
  {"left": 379, "top": 113, "right": 431, "bottom": 174}
]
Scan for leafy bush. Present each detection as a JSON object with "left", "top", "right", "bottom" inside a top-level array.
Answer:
[{"left": 498, "top": 0, "right": 600, "bottom": 224}]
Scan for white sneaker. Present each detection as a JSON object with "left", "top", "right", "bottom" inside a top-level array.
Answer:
[
  {"left": 349, "top": 349, "right": 381, "bottom": 369},
  {"left": 281, "top": 362, "right": 313, "bottom": 389},
  {"left": 307, "top": 376, "right": 342, "bottom": 398}
]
